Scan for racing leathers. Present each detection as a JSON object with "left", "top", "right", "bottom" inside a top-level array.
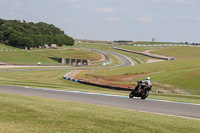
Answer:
[{"left": 135, "top": 79, "right": 152, "bottom": 93}]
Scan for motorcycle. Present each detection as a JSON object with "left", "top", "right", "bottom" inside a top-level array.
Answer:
[{"left": 129, "top": 81, "right": 151, "bottom": 99}]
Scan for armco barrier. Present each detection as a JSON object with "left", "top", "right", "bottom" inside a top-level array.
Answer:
[
  {"left": 78, "top": 80, "right": 132, "bottom": 91},
  {"left": 63, "top": 74, "right": 132, "bottom": 91},
  {"left": 113, "top": 47, "right": 172, "bottom": 60},
  {"left": 101, "top": 61, "right": 111, "bottom": 66}
]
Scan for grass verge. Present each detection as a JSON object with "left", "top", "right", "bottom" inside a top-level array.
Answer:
[
  {"left": 0, "top": 43, "right": 102, "bottom": 65},
  {"left": 117, "top": 45, "right": 200, "bottom": 58},
  {"left": 0, "top": 51, "right": 59, "bottom": 65},
  {"left": 31, "top": 48, "right": 101, "bottom": 61},
  {"left": 0, "top": 93, "right": 200, "bottom": 133}
]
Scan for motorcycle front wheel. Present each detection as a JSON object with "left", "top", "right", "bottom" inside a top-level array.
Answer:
[{"left": 129, "top": 90, "right": 135, "bottom": 98}]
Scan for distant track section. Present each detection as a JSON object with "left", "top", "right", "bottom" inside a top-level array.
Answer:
[{"left": 0, "top": 50, "right": 133, "bottom": 72}]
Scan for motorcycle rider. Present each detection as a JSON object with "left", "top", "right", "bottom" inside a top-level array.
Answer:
[{"left": 136, "top": 77, "right": 152, "bottom": 93}]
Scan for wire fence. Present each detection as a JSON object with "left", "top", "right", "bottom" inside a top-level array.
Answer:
[{"left": 152, "top": 87, "right": 200, "bottom": 95}]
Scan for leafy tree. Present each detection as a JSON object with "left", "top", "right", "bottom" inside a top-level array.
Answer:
[
  {"left": 0, "top": 18, "right": 74, "bottom": 48},
  {"left": 0, "top": 31, "right": 5, "bottom": 41}
]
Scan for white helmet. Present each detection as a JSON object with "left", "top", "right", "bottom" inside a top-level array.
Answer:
[{"left": 146, "top": 77, "right": 150, "bottom": 80}]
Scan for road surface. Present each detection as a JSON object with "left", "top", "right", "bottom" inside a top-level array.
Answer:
[{"left": 0, "top": 85, "right": 199, "bottom": 120}]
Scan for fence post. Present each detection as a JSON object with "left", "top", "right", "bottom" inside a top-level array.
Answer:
[{"left": 191, "top": 88, "right": 192, "bottom": 95}]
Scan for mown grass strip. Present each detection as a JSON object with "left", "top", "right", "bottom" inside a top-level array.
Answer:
[
  {"left": 117, "top": 45, "right": 200, "bottom": 58},
  {"left": 150, "top": 46, "right": 200, "bottom": 58},
  {"left": 31, "top": 48, "right": 101, "bottom": 61},
  {"left": 0, "top": 93, "right": 200, "bottom": 133},
  {"left": 0, "top": 44, "right": 102, "bottom": 65},
  {"left": 0, "top": 51, "right": 59, "bottom": 65}
]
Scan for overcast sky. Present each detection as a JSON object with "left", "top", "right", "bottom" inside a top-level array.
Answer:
[{"left": 0, "top": 0, "right": 200, "bottom": 42}]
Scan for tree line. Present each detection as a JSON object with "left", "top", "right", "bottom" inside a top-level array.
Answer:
[{"left": 0, "top": 18, "right": 74, "bottom": 48}]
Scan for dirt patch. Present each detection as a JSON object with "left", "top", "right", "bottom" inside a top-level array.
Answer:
[
  {"left": 143, "top": 50, "right": 167, "bottom": 63},
  {"left": 143, "top": 50, "right": 153, "bottom": 54},
  {"left": 67, "top": 70, "right": 83, "bottom": 78},
  {"left": 77, "top": 70, "right": 163, "bottom": 89},
  {"left": 143, "top": 50, "right": 173, "bottom": 59},
  {"left": 79, "top": 74, "right": 149, "bottom": 89},
  {"left": 146, "top": 59, "right": 166, "bottom": 63}
]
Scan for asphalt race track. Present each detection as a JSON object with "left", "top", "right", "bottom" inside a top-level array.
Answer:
[{"left": 0, "top": 85, "right": 200, "bottom": 120}]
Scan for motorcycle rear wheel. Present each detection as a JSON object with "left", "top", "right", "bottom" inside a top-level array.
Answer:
[{"left": 141, "top": 91, "right": 149, "bottom": 99}]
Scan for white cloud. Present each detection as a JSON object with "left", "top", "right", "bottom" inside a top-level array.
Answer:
[
  {"left": 193, "top": 17, "right": 200, "bottom": 21},
  {"left": 71, "top": 4, "right": 82, "bottom": 8},
  {"left": 106, "top": 17, "right": 119, "bottom": 21},
  {"left": 152, "top": 0, "right": 162, "bottom": 3},
  {"left": 152, "top": 0, "right": 187, "bottom": 4},
  {"left": 181, "top": 16, "right": 200, "bottom": 21},
  {"left": 95, "top": 8, "right": 114, "bottom": 13},
  {"left": 137, "top": 16, "right": 153, "bottom": 22},
  {"left": 171, "top": 0, "right": 187, "bottom": 4},
  {"left": 52, "top": 0, "right": 81, "bottom": 2},
  {"left": 52, "top": 0, "right": 92, "bottom": 3}
]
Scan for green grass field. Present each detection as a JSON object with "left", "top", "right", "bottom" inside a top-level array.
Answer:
[
  {"left": 130, "top": 41, "right": 185, "bottom": 45},
  {"left": 150, "top": 46, "right": 200, "bottom": 58},
  {"left": 118, "top": 45, "right": 200, "bottom": 58},
  {"left": 75, "top": 43, "right": 112, "bottom": 51},
  {"left": 118, "top": 45, "right": 164, "bottom": 52},
  {"left": 0, "top": 51, "right": 59, "bottom": 65},
  {"left": 0, "top": 43, "right": 102, "bottom": 65},
  {"left": 0, "top": 93, "right": 200, "bottom": 133},
  {"left": 31, "top": 48, "right": 101, "bottom": 61},
  {"left": 0, "top": 43, "right": 21, "bottom": 50}
]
